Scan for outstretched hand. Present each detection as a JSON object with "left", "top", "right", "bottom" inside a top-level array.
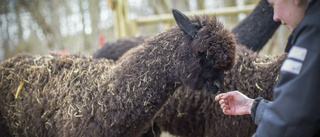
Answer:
[{"left": 215, "top": 91, "right": 254, "bottom": 115}]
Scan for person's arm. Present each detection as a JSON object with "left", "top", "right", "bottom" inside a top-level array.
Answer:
[
  {"left": 250, "top": 97, "right": 272, "bottom": 125},
  {"left": 215, "top": 91, "right": 273, "bottom": 125},
  {"left": 215, "top": 91, "right": 254, "bottom": 115},
  {"left": 254, "top": 42, "right": 320, "bottom": 137}
]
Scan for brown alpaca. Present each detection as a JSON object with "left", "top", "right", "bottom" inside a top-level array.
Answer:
[
  {"left": 153, "top": 45, "right": 286, "bottom": 137},
  {"left": 0, "top": 9, "right": 236, "bottom": 137}
]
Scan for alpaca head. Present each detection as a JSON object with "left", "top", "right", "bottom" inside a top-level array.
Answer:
[{"left": 172, "top": 9, "right": 236, "bottom": 94}]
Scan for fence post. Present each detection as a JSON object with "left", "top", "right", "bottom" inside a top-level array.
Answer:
[{"left": 112, "top": 0, "right": 129, "bottom": 38}]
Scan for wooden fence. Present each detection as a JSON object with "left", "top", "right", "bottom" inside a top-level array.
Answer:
[
  {"left": 110, "top": 0, "right": 256, "bottom": 38},
  {"left": 109, "top": 0, "right": 290, "bottom": 56}
]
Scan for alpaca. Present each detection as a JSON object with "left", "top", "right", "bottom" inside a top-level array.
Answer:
[
  {"left": 142, "top": 0, "right": 283, "bottom": 136},
  {"left": 89, "top": 0, "right": 282, "bottom": 136},
  {"left": 232, "top": 0, "right": 281, "bottom": 52},
  {"left": 93, "top": 35, "right": 150, "bottom": 60},
  {"left": 153, "top": 45, "right": 286, "bottom": 137},
  {"left": 0, "top": 9, "right": 236, "bottom": 137},
  {"left": 143, "top": 0, "right": 282, "bottom": 136},
  {"left": 0, "top": 113, "right": 10, "bottom": 137}
]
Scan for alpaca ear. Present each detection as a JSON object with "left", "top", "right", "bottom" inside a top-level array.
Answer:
[{"left": 172, "top": 9, "right": 197, "bottom": 38}]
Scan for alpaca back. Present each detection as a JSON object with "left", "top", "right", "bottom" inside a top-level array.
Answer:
[
  {"left": 0, "top": 54, "right": 114, "bottom": 136},
  {"left": 93, "top": 36, "right": 149, "bottom": 60}
]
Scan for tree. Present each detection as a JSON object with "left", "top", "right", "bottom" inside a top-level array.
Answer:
[
  {"left": 79, "top": 0, "right": 90, "bottom": 49},
  {"left": 20, "top": 0, "right": 63, "bottom": 49},
  {"left": 88, "top": 0, "right": 101, "bottom": 51}
]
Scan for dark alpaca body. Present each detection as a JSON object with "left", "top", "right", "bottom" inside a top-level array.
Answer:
[
  {"left": 143, "top": 0, "right": 281, "bottom": 136},
  {"left": 139, "top": 0, "right": 282, "bottom": 136},
  {"left": 0, "top": 12, "right": 236, "bottom": 137},
  {"left": 0, "top": 113, "right": 10, "bottom": 137},
  {"left": 93, "top": 35, "right": 150, "bottom": 60},
  {"left": 232, "top": 0, "right": 281, "bottom": 52}
]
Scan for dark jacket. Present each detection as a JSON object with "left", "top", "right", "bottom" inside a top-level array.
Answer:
[{"left": 251, "top": 0, "right": 320, "bottom": 136}]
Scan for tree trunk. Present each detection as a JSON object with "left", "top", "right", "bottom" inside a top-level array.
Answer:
[
  {"left": 148, "top": 0, "right": 170, "bottom": 14},
  {"left": 222, "top": 0, "right": 239, "bottom": 28},
  {"left": 88, "top": 0, "right": 101, "bottom": 51},
  {"left": 197, "top": 0, "right": 205, "bottom": 10},
  {"left": 3, "top": 13, "right": 10, "bottom": 59},
  {"left": 14, "top": 0, "right": 23, "bottom": 41},
  {"left": 169, "top": 0, "right": 190, "bottom": 11},
  {"left": 79, "top": 0, "right": 90, "bottom": 50},
  {"left": 49, "top": 0, "right": 63, "bottom": 48},
  {"left": 20, "top": 0, "right": 58, "bottom": 49}
]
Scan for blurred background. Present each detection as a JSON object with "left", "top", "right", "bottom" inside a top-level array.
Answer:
[{"left": 0, "top": 0, "right": 291, "bottom": 62}]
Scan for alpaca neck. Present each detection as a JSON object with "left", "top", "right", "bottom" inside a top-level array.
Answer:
[
  {"left": 113, "top": 44, "right": 180, "bottom": 95},
  {"left": 113, "top": 31, "right": 184, "bottom": 95},
  {"left": 106, "top": 34, "right": 184, "bottom": 136}
]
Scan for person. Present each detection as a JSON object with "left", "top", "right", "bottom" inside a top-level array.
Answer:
[{"left": 215, "top": 0, "right": 320, "bottom": 136}]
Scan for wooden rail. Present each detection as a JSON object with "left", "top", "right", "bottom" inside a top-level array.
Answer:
[
  {"left": 128, "top": 4, "right": 256, "bottom": 36},
  {"left": 134, "top": 4, "right": 256, "bottom": 24},
  {"left": 112, "top": 1, "right": 257, "bottom": 38}
]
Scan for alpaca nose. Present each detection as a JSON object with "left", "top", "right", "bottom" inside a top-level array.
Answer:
[
  {"left": 216, "top": 74, "right": 225, "bottom": 93},
  {"left": 203, "top": 74, "right": 224, "bottom": 94},
  {"left": 203, "top": 81, "right": 214, "bottom": 94},
  {"left": 203, "top": 80, "right": 219, "bottom": 94}
]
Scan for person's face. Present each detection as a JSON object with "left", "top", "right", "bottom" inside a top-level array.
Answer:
[{"left": 268, "top": 0, "right": 307, "bottom": 31}]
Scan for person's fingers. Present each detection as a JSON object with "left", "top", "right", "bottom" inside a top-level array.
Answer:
[
  {"left": 224, "top": 109, "right": 232, "bottom": 115},
  {"left": 221, "top": 92, "right": 235, "bottom": 100},
  {"left": 216, "top": 91, "right": 240, "bottom": 101},
  {"left": 215, "top": 93, "right": 225, "bottom": 101},
  {"left": 221, "top": 104, "right": 225, "bottom": 109},
  {"left": 221, "top": 104, "right": 230, "bottom": 110},
  {"left": 224, "top": 99, "right": 228, "bottom": 104},
  {"left": 223, "top": 108, "right": 231, "bottom": 115},
  {"left": 222, "top": 108, "right": 226, "bottom": 114},
  {"left": 219, "top": 99, "right": 224, "bottom": 105}
]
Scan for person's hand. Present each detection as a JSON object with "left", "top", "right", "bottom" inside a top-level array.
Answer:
[{"left": 215, "top": 91, "right": 254, "bottom": 115}]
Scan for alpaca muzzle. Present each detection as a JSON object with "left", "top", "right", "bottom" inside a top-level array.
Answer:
[{"left": 203, "top": 74, "right": 225, "bottom": 94}]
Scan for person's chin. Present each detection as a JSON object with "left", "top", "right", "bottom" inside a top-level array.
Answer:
[{"left": 285, "top": 25, "right": 293, "bottom": 31}]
